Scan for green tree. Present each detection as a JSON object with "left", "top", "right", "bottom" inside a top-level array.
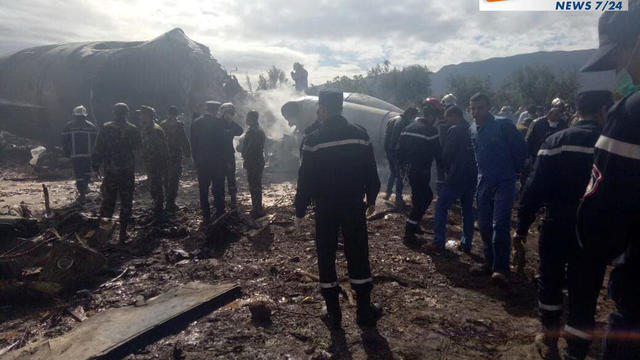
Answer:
[
  {"left": 257, "top": 66, "right": 289, "bottom": 90},
  {"left": 446, "top": 74, "right": 493, "bottom": 109}
]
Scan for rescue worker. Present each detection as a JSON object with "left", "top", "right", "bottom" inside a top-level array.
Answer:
[
  {"left": 291, "top": 62, "right": 309, "bottom": 92},
  {"left": 218, "top": 103, "right": 244, "bottom": 208},
  {"left": 397, "top": 98, "right": 443, "bottom": 249},
  {"left": 470, "top": 93, "right": 526, "bottom": 286},
  {"left": 383, "top": 107, "right": 417, "bottom": 202},
  {"left": 432, "top": 105, "right": 477, "bottom": 253},
  {"left": 61, "top": 105, "right": 98, "bottom": 204},
  {"left": 92, "top": 103, "right": 141, "bottom": 243},
  {"left": 160, "top": 105, "right": 191, "bottom": 212},
  {"left": 514, "top": 90, "right": 613, "bottom": 359},
  {"left": 294, "top": 90, "right": 381, "bottom": 329},
  {"left": 441, "top": 93, "right": 457, "bottom": 108},
  {"left": 526, "top": 102, "right": 568, "bottom": 162},
  {"left": 191, "top": 101, "right": 227, "bottom": 222},
  {"left": 565, "top": 4, "right": 640, "bottom": 359},
  {"left": 389, "top": 107, "right": 418, "bottom": 208},
  {"left": 139, "top": 106, "right": 169, "bottom": 219},
  {"left": 241, "top": 110, "right": 267, "bottom": 219}
]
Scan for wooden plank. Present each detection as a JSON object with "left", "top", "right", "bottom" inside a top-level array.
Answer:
[{"left": 7, "top": 282, "right": 241, "bottom": 360}]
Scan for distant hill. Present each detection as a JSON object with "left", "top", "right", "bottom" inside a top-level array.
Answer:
[{"left": 430, "top": 49, "right": 597, "bottom": 96}]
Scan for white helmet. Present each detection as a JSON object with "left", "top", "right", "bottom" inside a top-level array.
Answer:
[
  {"left": 441, "top": 93, "right": 457, "bottom": 107},
  {"left": 551, "top": 98, "right": 565, "bottom": 109},
  {"left": 217, "top": 102, "right": 236, "bottom": 117},
  {"left": 72, "top": 105, "right": 88, "bottom": 117},
  {"left": 499, "top": 106, "right": 513, "bottom": 114}
]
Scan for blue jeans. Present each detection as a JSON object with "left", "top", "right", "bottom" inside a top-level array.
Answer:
[
  {"left": 433, "top": 184, "right": 475, "bottom": 249},
  {"left": 385, "top": 154, "right": 404, "bottom": 198},
  {"left": 477, "top": 178, "right": 515, "bottom": 274}
]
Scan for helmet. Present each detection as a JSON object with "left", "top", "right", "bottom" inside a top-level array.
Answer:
[
  {"left": 441, "top": 93, "right": 457, "bottom": 107},
  {"left": 72, "top": 105, "right": 88, "bottom": 117},
  {"left": 551, "top": 98, "right": 565, "bottom": 109},
  {"left": 421, "top": 97, "right": 444, "bottom": 113},
  {"left": 218, "top": 102, "right": 236, "bottom": 117},
  {"left": 499, "top": 106, "right": 513, "bottom": 115}
]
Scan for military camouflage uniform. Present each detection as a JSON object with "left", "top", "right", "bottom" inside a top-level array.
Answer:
[
  {"left": 241, "top": 125, "right": 266, "bottom": 213},
  {"left": 160, "top": 118, "right": 190, "bottom": 209},
  {"left": 92, "top": 121, "right": 142, "bottom": 221},
  {"left": 141, "top": 123, "right": 169, "bottom": 214}
]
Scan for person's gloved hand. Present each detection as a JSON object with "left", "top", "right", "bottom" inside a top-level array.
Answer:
[
  {"left": 294, "top": 217, "right": 303, "bottom": 234},
  {"left": 366, "top": 204, "right": 376, "bottom": 217}
]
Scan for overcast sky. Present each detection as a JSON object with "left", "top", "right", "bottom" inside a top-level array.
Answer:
[{"left": 0, "top": 0, "right": 601, "bottom": 86}]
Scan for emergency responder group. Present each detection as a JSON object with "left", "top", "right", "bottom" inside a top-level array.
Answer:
[{"left": 62, "top": 100, "right": 268, "bottom": 242}]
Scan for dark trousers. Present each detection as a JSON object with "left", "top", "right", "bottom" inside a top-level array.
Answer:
[
  {"left": 434, "top": 184, "right": 475, "bottom": 248},
  {"left": 407, "top": 167, "right": 433, "bottom": 229},
  {"left": 72, "top": 157, "right": 92, "bottom": 195},
  {"left": 385, "top": 153, "right": 403, "bottom": 198},
  {"left": 196, "top": 166, "right": 225, "bottom": 219},
  {"left": 148, "top": 169, "right": 166, "bottom": 213},
  {"left": 315, "top": 203, "right": 373, "bottom": 297},
  {"left": 602, "top": 261, "right": 640, "bottom": 360},
  {"left": 225, "top": 159, "right": 237, "bottom": 199},
  {"left": 100, "top": 169, "right": 135, "bottom": 221},
  {"left": 165, "top": 157, "right": 182, "bottom": 207},
  {"left": 477, "top": 178, "right": 515, "bottom": 273},
  {"left": 246, "top": 162, "right": 264, "bottom": 208}
]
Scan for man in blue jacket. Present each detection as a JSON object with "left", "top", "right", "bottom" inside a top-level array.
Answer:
[{"left": 470, "top": 93, "right": 527, "bottom": 287}]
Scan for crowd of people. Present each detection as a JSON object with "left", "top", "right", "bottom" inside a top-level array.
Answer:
[{"left": 61, "top": 101, "right": 267, "bottom": 243}]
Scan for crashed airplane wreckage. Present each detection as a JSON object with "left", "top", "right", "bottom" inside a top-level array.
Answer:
[{"left": 0, "top": 28, "right": 243, "bottom": 145}]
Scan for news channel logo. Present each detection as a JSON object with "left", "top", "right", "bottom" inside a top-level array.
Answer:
[{"left": 479, "top": 0, "right": 628, "bottom": 11}]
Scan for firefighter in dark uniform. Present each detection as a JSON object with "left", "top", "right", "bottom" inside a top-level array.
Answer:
[
  {"left": 525, "top": 102, "right": 568, "bottom": 161},
  {"left": 160, "top": 105, "right": 191, "bottom": 212},
  {"left": 397, "top": 98, "right": 443, "bottom": 249},
  {"left": 388, "top": 107, "right": 418, "bottom": 208},
  {"left": 61, "top": 105, "right": 98, "bottom": 204},
  {"left": 383, "top": 107, "right": 417, "bottom": 203},
  {"left": 514, "top": 90, "right": 613, "bottom": 359},
  {"left": 294, "top": 90, "right": 382, "bottom": 329},
  {"left": 92, "top": 103, "right": 142, "bottom": 243},
  {"left": 241, "top": 110, "right": 267, "bottom": 219},
  {"left": 565, "top": 5, "right": 640, "bottom": 360},
  {"left": 218, "top": 103, "right": 244, "bottom": 208},
  {"left": 191, "top": 101, "right": 227, "bottom": 222},
  {"left": 139, "top": 106, "right": 169, "bottom": 219}
]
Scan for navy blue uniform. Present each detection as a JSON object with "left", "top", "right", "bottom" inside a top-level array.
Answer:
[{"left": 61, "top": 119, "right": 98, "bottom": 196}]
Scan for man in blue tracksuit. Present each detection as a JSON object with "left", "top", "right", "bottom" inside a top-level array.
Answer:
[
  {"left": 432, "top": 105, "right": 477, "bottom": 252},
  {"left": 470, "top": 93, "right": 527, "bottom": 286}
]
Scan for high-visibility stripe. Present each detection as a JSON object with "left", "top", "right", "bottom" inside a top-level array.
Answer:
[
  {"left": 564, "top": 325, "right": 591, "bottom": 340},
  {"left": 302, "top": 139, "right": 370, "bottom": 152},
  {"left": 350, "top": 277, "right": 373, "bottom": 285},
  {"left": 537, "top": 145, "right": 594, "bottom": 157},
  {"left": 406, "top": 219, "right": 418, "bottom": 225},
  {"left": 401, "top": 132, "right": 439, "bottom": 141},
  {"left": 538, "top": 301, "right": 563, "bottom": 311},
  {"left": 595, "top": 135, "right": 640, "bottom": 160},
  {"left": 319, "top": 282, "right": 338, "bottom": 289}
]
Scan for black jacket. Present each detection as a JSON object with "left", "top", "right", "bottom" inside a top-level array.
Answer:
[
  {"left": 383, "top": 115, "right": 401, "bottom": 154},
  {"left": 294, "top": 115, "right": 380, "bottom": 217},
  {"left": 525, "top": 116, "right": 568, "bottom": 159},
  {"left": 441, "top": 121, "right": 477, "bottom": 189},
  {"left": 516, "top": 120, "right": 602, "bottom": 235},
  {"left": 222, "top": 120, "right": 244, "bottom": 160},
  {"left": 61, "top": 119, "right": 98, "bottom": 159},
  {"left": 190, "top": 114, "right": 230, "bottom": 169},
  {"left": 389, "top": 115, "right": 413, "bottom": 154},
  {"left": 397, "top": 118, "right": 442, "bottom": 172}
]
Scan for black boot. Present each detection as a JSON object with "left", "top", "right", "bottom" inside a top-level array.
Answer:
[
  {"left": 403, "top": 222, "right": 422, "bottom": 248},
  {"left": 321, "top": 288, "right": 342, "bottom": 330},
  {"left": 356, "top": 288, "right": 382, "bottom": 327},
  {"left": 250, "top": 191, "right": 266, "bottom": 219}
]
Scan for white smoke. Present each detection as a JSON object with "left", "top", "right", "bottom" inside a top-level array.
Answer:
[{"left": 240, "top": 85, "right": 301, "bottom": 140}]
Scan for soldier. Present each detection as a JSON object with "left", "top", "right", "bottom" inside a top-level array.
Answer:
[
  {"left": 160, "top": 105, "right": 191, "bottom": 212},
  {"left": 241, "top": 110, "right": 267, "bottom": 219},
  {"left": 294, "top": 90, "right": 381, "bottom": 329},
  {"left": 92, "top": 103, "right": 141, "bottom": 243},
  {"left": 383, "top": 107, "right": 417, "bottom": 203},
  {"left": 514, "top": 90, "right": 613, "bottom": 359},
  {"left": 218, "top": 103, "right": 244, "bottom": 208},
  {"left": 565, "top": 4, "right": 640, "bottom": 359},
  {"left": 61, "top": 105, "right": 98, "bottom": 204},
  {"left": 397, "top": 98, "right": 443, "bottom": 249},
  {"left": 138, "top": 106, "right": 169, "bottom": 219}
]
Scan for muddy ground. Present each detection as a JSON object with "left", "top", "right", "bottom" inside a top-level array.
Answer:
[{"left": 0, "top": 160, "right": 615, "bottom": 360}]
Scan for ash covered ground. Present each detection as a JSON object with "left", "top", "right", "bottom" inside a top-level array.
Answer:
[{"left": 0, "top": 160, "right": 615, "bottom": 360}]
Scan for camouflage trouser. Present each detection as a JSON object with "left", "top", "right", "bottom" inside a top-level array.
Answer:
[
  {"left": 100, "top": 169, "right": 135, "bottom": 221},
  {"left": 224, "top": 159, "right": 237, "bottom": 199},
  {"left": 246, "top": 162, "right": 264, "bottom": 209},
  {"left": 148, "top": 169, "right": 166, "bottom": 213},
  {"left": 164, "top": 158, "right": 182, "bottom": 207}
]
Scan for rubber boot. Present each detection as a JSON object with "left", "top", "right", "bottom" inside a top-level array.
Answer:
[
  {"left": 403, "top": 222, "right": 421, "bottom": 248},
  {"left": 535, "top": 332, "right": 560, "bottom": 360},
  {"left": 355, "top": 287, "right": 382, "bottom": 327},
  {"left": 321, "top": 287, "right": 342, "bottom": 330},
  {"left": 250, "top": 191, "right": 267, "bottom": 219}
]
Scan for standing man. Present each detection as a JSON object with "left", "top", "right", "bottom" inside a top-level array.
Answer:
[
  {"left": 565, "top": 4, "right": 640, "bottom": 359},
  {"left": 432, "top": 105, "right": 477, "bottom": 253},
  {"left": 525, "top": 103, "right": 568, "bottom": 162},
  {"left": 470, "top": 93, "right": 526, "bottom": 286},
  {"left": 291, "top": 62, "right": 309, "bottom": 93},
  {"left": 160, "top": 105, "right": 191, "bottom": 212},
  {"left": 191, "top": 101, "right": 227, "bottom": 222},
  {"left": 383, "top": 107, "right": 417, "bottom": 202},
  {"left": 92, "top": 103, "right": 141, "bottom": 243},
  {"left": 389, "top": 107, "right": 418, "bottom": 208},
  {"left": 397, "top": 98, "right": 443, "bottom": 249},
  {"left": 139, "top": 106, "right": 169, "bottom": 219},
  {"left": 61, "top": 105, "right": 98, "bottom": 204},
  {"left": 294, "top": 90, "right": 381, "bottom": 329},
  {"left": 514, "top": 90, "right": 612, "bottom": 359},
  {"left": 218, "top": 103, "right": 244, "bottom": 208},
  {"left": 241, "top": 110, "right": 267, "bottom": 219}
]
